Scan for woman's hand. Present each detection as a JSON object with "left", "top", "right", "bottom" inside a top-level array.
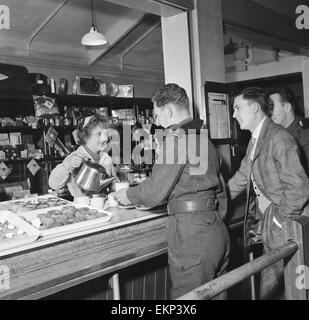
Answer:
[{"left": 67, "top": 154, "right": 84, "bottom": 171}]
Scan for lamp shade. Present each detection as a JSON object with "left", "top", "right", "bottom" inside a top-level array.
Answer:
[{"left": 81, "top": 26, "right": 107, "bottom": 46}]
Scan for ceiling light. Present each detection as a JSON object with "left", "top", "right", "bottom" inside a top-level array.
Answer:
[{"left": 81, "top": 0, "right": 107, "bottom": 46}]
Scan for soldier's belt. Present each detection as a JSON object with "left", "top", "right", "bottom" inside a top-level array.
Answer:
[{"left": 168, "top": 198, "right": 217, "bottom": 215}]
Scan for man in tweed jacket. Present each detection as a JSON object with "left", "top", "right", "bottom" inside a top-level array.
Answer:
[{"left": 228, "top": 87, "right": 309, "bottom": 299}]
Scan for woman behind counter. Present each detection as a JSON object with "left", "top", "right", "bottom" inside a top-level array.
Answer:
[{"left": 49, "top": 115, "right": 116, "bottom": 198}]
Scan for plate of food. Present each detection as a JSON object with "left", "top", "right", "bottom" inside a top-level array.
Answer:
[
  {"left": 0, "top": 211, "right": 41, "bottom": 253},
  {"left": 17, "top": 204, "right": 112, "bottom": 238},
  {"left": 0, "top": 195, "right": 70, "bottom": 213}
]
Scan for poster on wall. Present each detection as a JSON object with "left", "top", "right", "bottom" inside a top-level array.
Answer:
[{"left": 207, "top": 92, "right": 231, "bottom": 139}]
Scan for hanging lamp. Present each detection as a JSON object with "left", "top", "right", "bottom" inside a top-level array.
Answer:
[{"left": 81, "top": 0, "right": 107, "bottom": 46}]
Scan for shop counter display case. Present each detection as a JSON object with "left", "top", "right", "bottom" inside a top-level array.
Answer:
[{"left": 0, "top": 194, "right": 168, "bottom": 299}]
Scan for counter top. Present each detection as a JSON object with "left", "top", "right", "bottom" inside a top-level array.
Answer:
[
  {"left": 0, "top": 205, "right": 167, "bottom": 257},
  {"left": 0, "top": 206, "right": 168, "bottom": 299},
  {"left": 0, "top": 200, "right": 244, "bottom": 299}
]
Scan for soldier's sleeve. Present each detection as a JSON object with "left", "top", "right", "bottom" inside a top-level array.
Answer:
[
  {"left": 127, "top": 162, "right": 185, "bottom": 208},
  {"left": 127, "top": 131, "right": 186, "bottom": 208},
  {"left": 227, "top": 154, "right": 248, "bottom": 200},
  {"left": 216, "top": 172, "right": 228, "bottom": 220}
]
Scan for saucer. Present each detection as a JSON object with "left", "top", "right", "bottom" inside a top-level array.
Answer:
[{"left": 117, "top": 205, "right": 136, "bottom": 209}]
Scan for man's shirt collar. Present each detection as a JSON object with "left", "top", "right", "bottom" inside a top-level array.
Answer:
[{"left": 252, "top": 116, "right": 267, "bottom": 141}]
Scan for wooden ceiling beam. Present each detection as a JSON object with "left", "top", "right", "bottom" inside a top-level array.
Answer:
[
  {"left": 86, "top": 9, "right": 145, "bottom": 65},
  {"left": 102, "top": 0, "right": 162, "bottom": 15},
  {"left": 102, "top": 0, "right": 185, "bottom": 16},
  {"left": 152, "top": 0, "right": 194, "bottom": 10}
]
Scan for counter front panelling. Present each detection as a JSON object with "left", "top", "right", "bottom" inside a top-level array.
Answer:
[{"left": 0, "top": 207, "right": 168, "bottom": 300}]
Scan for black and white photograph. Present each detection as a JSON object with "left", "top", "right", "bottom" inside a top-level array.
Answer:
[{"left": 0, "top": 0, "right": 309, "bottom": 306}]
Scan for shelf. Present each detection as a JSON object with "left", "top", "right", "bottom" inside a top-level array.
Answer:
[
  {"left": 0, "top": 90, "right": 33, "bottom": 101},
  {"left": 50, "top": 94, "right": 153, "bottom": 109},
  {"left": 0, "top": 156, "right": 65, "bottom": 164},
  {"left": 48, "top": 125, "right": 76, "bottom": 132},
  {"left": 0, "top": 126, "right": 42, "bottom": 133},
  {"left": 0, "top": 125, "right": 77, "bottom": 133}
]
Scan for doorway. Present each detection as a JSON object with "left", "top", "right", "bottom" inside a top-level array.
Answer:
[{"left": 230, "top": 72, "right": 304, "bottom": 117}]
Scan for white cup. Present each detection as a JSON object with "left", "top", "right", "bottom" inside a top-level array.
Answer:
[
  {"left": 107, "top": 193, "right": 119, "bottom": 207},
  {"left": 90, "top": 196, "right": 105, "bottom": 209},
  {"left": 75, "top": 196, "right": 90, "bottom": 206},
  {"left": 114, "top": 182, "right": 129, "bottom": 192}
]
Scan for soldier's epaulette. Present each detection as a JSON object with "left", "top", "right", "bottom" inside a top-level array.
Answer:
[{"left": 299, "top": 118, "right": 309, "bottom": 129}]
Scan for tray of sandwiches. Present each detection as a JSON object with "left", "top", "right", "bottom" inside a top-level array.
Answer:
[
  {"left": 0, "top": 195, "right": 70, "bottom": 213},
  {"left": 16, "top": 204, "right": 112, "bottom": 238},
  {"left": 0, "top": 211, "right": 41, "bottom": 253}
]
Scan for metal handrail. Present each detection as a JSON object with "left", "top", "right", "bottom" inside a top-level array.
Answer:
[{"left": 177, "top": 240, "right": 298, "bottom": 300}]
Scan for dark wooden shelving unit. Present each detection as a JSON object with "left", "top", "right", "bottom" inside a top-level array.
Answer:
[
  {"left": 1, "top": 156, "right": 66, "bottom": 164},
  {"left": 0, "top": 126, "right": 41, "bottom": 133},
  {"left": 50, "top": 94, "right": 153, "bottom": 111},
  {"left": 0, "top": 91, "right": 153, "bottom": 196}
]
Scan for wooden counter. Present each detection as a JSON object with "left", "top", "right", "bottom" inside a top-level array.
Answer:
[
  {"left": 0, "top": 200, "right": 245, "bottom": 300},
  {"left": 0, "top": 206, "right": 168, "bottom": 300}
]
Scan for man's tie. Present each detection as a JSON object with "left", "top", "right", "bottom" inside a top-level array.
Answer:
[{"left": 250, "top": 137, "right": 257, "bottom": 161}]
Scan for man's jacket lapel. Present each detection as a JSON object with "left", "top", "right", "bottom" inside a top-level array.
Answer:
[{"left": 253, "top": 118, "right": 271, "bottom": 163}]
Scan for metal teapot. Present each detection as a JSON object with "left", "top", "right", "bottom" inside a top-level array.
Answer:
[{"left": 75, "top": 159, "right": 116, "bottom": 193}]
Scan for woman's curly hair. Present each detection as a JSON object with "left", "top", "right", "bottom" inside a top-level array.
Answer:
[{"left": 77, "top": 115, "right": 110, "bottom": 145}]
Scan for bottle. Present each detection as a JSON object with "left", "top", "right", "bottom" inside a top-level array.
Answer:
[
  {"left": 72, "top": 108, "right": 78, "bottom": 126},
  {"left": 59, "top": 115, "right": 64, "bottom": 126},
  {"left": 145, "top": 109, "right": 154, "bottom": 124},
  {"left": 63, "top": 106, "right": 71, "bottom": 126},
  {"left": 138, "top": 111, "right": 145, "bottom": 125},
  {"left": 98, "top": 107, "right": 108, "bottom": 119},
  {"left": 72, "top": 76, "right": 78, "bottom": 95},
  {"left": 54, "top": 116, "right": 60, "bottom": 126},
  {"left": 44, "top": 118, "right": 49, "bottom": 127}
]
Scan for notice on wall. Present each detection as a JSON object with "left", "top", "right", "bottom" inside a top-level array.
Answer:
[
  {"left": 27, "top": 159, "right": 41, "bottom": 176},
  {"left": 44, "top": 126, "right": 58, "bottom": 147},
  {"left": 208, "top": 92, "right": 231, "bottom": 139}
]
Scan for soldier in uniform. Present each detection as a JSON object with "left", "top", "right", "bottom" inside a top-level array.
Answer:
[
  {"left": 113, "top": 83, "right": 230, "bottom": 299},
  {"left": 268, "top": 86, "right": 309, "bottom": 175}
]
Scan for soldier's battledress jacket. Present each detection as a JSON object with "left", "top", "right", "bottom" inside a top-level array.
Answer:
[
  {"left": 126, "top": 118, "right": 230, "bottom": 299},
  {"left": 286, "top": 116, "right": 309, "bottom": 176},
  {"left": 126, "top": 118, "right": 227, "bottom": 217}
]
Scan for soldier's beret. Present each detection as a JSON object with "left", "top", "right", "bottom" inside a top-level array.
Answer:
[{"left": 299, "top": 118, "right": 309, "bottom": 129}]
